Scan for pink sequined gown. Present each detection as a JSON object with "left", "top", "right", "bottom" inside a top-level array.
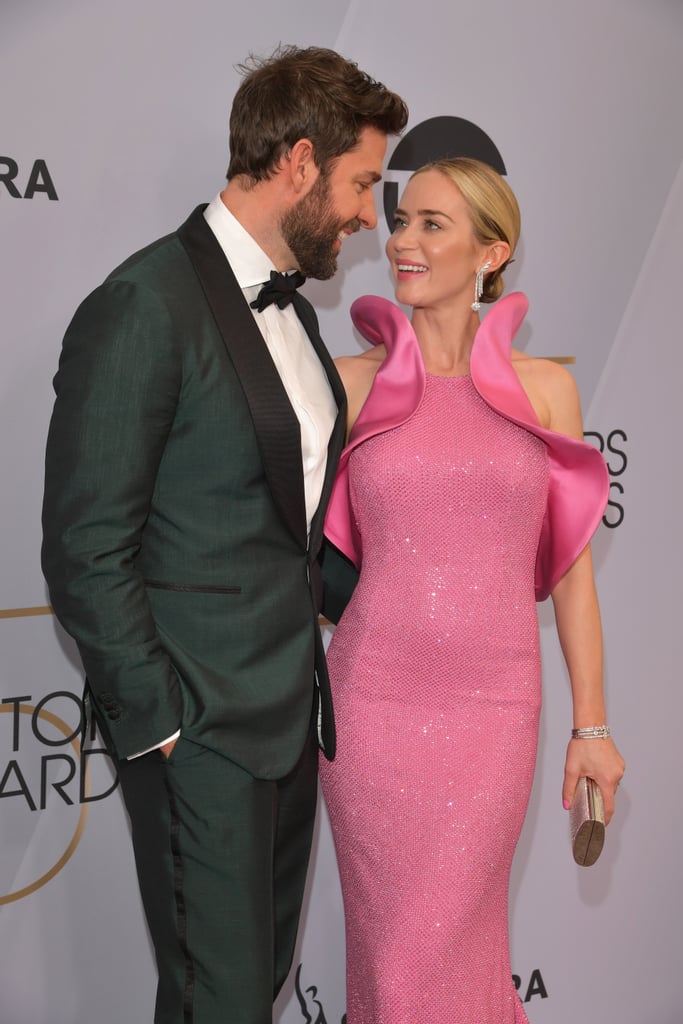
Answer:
[{"left": 319, "top": 370, "right": 548, "bottom": 1023}]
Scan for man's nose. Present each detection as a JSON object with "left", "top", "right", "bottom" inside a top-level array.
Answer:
[{"left": 359, "top": 190, "right": 378, "bottom": 231}]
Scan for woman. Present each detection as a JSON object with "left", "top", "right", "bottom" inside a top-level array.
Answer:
[{"left": 319, "top": 157, "right": 625, "bottom": 1023}]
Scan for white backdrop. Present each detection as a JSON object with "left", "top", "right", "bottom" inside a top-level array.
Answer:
[{"left": 2, "top": 1, "right": 682, "bottom": 1021}]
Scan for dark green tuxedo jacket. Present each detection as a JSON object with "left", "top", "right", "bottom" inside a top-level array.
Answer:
[{"left": 42, "top": 205, "right": 346, "bottom": 778}]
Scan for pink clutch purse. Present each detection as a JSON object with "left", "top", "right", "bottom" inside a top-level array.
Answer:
[{"left": 570, "top": 777, "right": 605, "bottom": 866}]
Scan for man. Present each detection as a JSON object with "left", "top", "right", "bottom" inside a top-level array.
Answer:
[{"left": 41, "top": 45, "right": 407, "bottom": 1024}]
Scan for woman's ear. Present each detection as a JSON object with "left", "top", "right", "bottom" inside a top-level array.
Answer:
[{"left": 485, "top": 241, "right": 511, "bottom": 272}]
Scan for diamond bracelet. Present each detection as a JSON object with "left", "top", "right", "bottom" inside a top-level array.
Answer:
[{"left": 571, "top": 725, "right": 611, "bottom": 739}]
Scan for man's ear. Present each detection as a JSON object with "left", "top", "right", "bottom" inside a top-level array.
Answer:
[{"left": 285, "top": 138, "right": 321, "bottom": 195}]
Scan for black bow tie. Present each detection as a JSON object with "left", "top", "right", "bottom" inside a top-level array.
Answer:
[{"left": 250, "top": 270, "right": 306, "bottom": 312}]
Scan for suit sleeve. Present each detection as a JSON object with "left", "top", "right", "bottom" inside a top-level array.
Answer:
[{"left": 41, "top": 279, "right": 184, "bottom": 758}]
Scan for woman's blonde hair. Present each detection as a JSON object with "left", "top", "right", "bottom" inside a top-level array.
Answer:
[{"left": 411, "top": 157, "right": 521, "bottom": 303}]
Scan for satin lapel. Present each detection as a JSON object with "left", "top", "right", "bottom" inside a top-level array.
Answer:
[
  {"left": 293, "top": 292, "right": 347, "bottom": 559},
  {"left": 177, "top": 206, "right": 306, "bottom": 549}
]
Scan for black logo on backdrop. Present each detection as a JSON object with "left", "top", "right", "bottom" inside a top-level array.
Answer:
[
  {"left": 513, "top": 968, "right": 549, "bottom": 1003},
  {"left": 584, "top": 429, "right": 627, "bottom": 528},
  {"left": 294, "top": 963, "right": 547, "bottom": 1019},
  {"left": 0, "top": 157, "right": 58, "bottom": 199},
  {"left": 0, "top": 691, "right": 116, "bottom": 811},
  {"left": 383, "top": 115, "right": 506, "bottom": 230},
  {"left": 295, "top": 965, "right": 346, "bottom": 1024}
]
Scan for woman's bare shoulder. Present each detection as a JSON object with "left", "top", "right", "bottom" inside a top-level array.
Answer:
[
  {"left": 335, "top": 345, "right": 386, "bottom": 371},
  {"left": 511, "top": 349, "right": 582, "bottom": 435},
  {"left": 335, "top": 346, "right": 386, "bottom": 392},
  {"left": 335, "top": 346, "right": 387, "bottom": 436}
]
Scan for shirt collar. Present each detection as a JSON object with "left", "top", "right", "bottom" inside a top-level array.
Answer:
[{"left": 203, "top": 192, "right": 283, "bottom": 291}]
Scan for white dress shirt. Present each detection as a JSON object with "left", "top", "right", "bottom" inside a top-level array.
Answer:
[
  {"left": 131, "top": 194, "right": 337, "bottom": 758},
  {"left": 204, "top": 192, "right": 337, "bottom": 531}
]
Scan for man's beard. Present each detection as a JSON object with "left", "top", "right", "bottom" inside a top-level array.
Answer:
[{"left": 280, "top": 174, "right": 356, "bottom": 281}]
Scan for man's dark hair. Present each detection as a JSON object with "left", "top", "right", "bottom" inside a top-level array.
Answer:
[{"left": 226, "top": 45, "right": 408, "bottom": 182}]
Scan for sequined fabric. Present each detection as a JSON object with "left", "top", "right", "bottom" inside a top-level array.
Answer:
[{"left": 319, "top": 373, "right": 549, "bottom": 1023}]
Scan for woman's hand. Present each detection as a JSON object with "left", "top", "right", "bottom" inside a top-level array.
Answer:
[{"left": 562, "top": 737, "right": 625, "bottom": 824}]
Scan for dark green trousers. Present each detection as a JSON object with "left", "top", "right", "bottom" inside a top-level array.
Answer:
[{"left": 116, "top": 729, "right": 317, "bottom": 1024}]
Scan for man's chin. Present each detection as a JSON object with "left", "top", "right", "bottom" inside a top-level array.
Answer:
[{"left": 300, "top": 249, "right": 338, "bottom": 281}]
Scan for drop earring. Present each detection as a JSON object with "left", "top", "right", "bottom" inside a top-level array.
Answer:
[{"left": 471, "top": 261, "right": 492, "bottom": 312}]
